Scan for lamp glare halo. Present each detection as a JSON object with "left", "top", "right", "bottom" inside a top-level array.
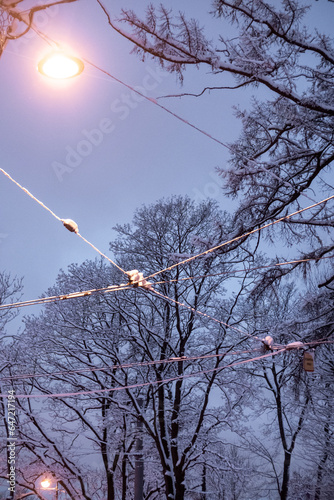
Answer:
[{"left": 38, "top": 53, "right": 84, "bottom": 79}]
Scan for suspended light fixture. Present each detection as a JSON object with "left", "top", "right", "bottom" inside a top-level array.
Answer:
[{"left": 38, "top": 52, "right": 84, "bottom": 79}]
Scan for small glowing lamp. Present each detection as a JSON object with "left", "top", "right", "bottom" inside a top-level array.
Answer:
[
  {"left": 41, "top": 479, "right": 51, "bottom": 489},
  {"left": 38, "top": 52, "right": 84, "bottom": 79}
]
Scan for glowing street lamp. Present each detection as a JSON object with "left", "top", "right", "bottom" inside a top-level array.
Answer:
[
  {"left": 41, "top": 479, "right": 51, "bottom": 489},
  {"left": 40, "top": 477, "right": 60, "bottom": 499},
  {"left": 38, "top": 52, "right": 84, "bottom": 79}
]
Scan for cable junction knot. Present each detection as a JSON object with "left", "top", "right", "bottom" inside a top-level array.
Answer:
[
  {"left": 261, "top": 335, "right": 274, "bottom": 351},
  {"left": 126, "top": 270, "right": 153, "bottom": 290}
]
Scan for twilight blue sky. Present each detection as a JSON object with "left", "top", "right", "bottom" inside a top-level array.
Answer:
[{"left": 0, "top": 0, "right": 332, "bottom": 332}]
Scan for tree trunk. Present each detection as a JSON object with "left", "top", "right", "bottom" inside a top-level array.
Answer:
[
  {"left": 163, "top": 471, "right": 176, "bottom": 500},
  {"left": 101, "top": 423, "right": 115, "bottom": 500},
  {"left": 121, "top": 452, "right": 127, "bottom": 500},
  {"left": 280, "top": 450, "right": 292, "bottom": 500},
  {"left": 314, "top": 421, "right": 330, "bottom": 500},
  {"left": 200, "top": 463, "right": 206, "bottom": 500},
  {"left": 175, "top": 465, "right": 185, "bottom": 500}
]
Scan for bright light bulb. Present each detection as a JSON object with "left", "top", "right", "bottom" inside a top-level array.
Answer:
[
  {"left": 41, "top": 479, "right": 51, "bottom": 489},
  {"left": 38, "top": 53, "right": 84, "bottom": 79}
]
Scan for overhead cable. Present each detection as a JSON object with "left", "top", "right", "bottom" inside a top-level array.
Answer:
[
  {"left": 0, "top": 167, "right": 127, "bottom": 276},
  {"left": 0, "top": 254, "right": 332, "bottom": 312},
  {"left": 0, "top": 348, "right": 261, "bottom": 382},
  {"left": 0, "top": 348, "right": 287, "bottom": 398},
  {"left": 0, "top": 340, "right": 331, "bottom": 385},
  {"left": 145, "top": 195, "right": 334, "bottom": 281},
  {"left": 0, "top": 284, "right": 131, "bottom": 311}
]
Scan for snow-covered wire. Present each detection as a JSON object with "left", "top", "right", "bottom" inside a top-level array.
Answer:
[
  {"left": 0, "top": 254, "right": 332, "bottom": 312},
  {"left": 0, "top": 167, "right": 62, "bottom": 222},
  {"left": 0, "top": 348, "right": 261, "bottom": 382},
  {"left": 145, "top": 195, "right": 334, "bottom": 281},
  {"left": 152, "top": 254, "right": 334, "bottom": 286},
  {"left": 1, "top": 340, "right": 331, "bottom": 385},
  {"left": 0, "top": 167, "right": 127, "bottom": 276},
  {"left": 0, "top": 284, "right": 131, "bottom": 311},
  {"left": 1, "top": 339, "right": 332, "bottom": 398},
  {"left": 0, "top": 348, "right": 288, "bottom": 398}
]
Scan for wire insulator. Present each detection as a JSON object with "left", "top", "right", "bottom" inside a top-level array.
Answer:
[{"left": 62, "top": 219, "right": 79, "bottom": 234}]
